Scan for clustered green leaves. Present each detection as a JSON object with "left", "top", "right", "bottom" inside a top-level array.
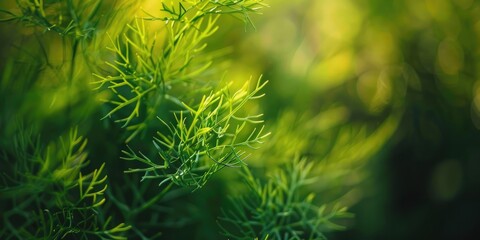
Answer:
[
  {"left": 0, "top": 0, "right": 104, "bottom": 39},
  {"left": 94, "top": 0, "right": 268, "bottom": 142},
  {"left": 219, "top": 158, "right": 352, "bottom": 240},
  {"left": 0, "top": 127, "right": 130, "bottom": 239},
  {"left": 0, "top": 0, "right": 363, "bottom": 239},
  {"left": 92, "top": 0, "right": 272, "bottom": 190},
  {"left": 123, "top": 79, "right": 270, "bottom": 189}
]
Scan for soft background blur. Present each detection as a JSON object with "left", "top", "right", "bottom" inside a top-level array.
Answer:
[
  {"left": 2, "top": 0, "right": 480, "bottom": 239},
  {"left": 226, "top": 0, "right": 480, "bottom": 239}
]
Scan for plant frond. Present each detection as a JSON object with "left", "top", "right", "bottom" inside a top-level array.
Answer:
[
  {"left": 218, "top": 157, "right": 352, "bottom": 240},
  {"left": 94, "top": 0, "right": 267, "bottom": 142},
  {"left": 0, "top": 126, "right": 129, "bottom": 239},
  {"left": 125, "top": 77, "right": 269, "bottom": 190}
]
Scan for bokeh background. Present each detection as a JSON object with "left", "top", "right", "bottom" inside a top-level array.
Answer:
[
  {"left": 219, "top": 0, "right": 480, "bottom": 239},
  {"left": 1, "top": 0, "right": 480, "bottom": 239}
]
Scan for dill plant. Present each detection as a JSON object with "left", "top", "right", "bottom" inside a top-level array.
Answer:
[
  {"left": 0, "top": 0, "right": 393, "bottom": 239},
  {"left": 0, "top": 125, "right": 130, "bottom": 239},
  {"left": 219, "top": 158, "right": 352, "bottom": 240}
]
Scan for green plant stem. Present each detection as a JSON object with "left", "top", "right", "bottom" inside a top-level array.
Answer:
[{"left": 132, "top": 181, "right": 174, "bottom": 216}]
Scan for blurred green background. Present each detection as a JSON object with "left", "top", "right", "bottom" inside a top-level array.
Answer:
[
  {"left": 1, "top": 0, "right": 480, "bottom": 239},
  {"left": 220, "top": 0, "right": 480, "bottom": 239}
]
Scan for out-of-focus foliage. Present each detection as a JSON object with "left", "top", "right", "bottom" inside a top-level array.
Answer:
[
  {"left": 222, "top": 0, "right": 480, "bottom": 239},
  {"left": 219, "top": 0, "right": 406, "bottom": 211},
  {"left": 0, "top": 126, "right": 130, "bottom": 239},
  {"left": 219, "top": 158, "right": 352, "bottom": 240}
]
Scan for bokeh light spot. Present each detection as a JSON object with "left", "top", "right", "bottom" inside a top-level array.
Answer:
[
  {"left": 437, "top": 38, "right": 464, "bottom": 75},
  {"left": 430, "top": 160, "right": 463, "bottom": 201}
]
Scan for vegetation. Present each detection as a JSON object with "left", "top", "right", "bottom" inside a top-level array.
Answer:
[
  {"left": 2, "top": 0, "right": 478, "bottom": 239},
  {"left": 0, "top": 0, "right": 354, "bottom": 239}
]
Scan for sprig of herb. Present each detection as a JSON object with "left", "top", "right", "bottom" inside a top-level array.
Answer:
[
  {"left": 219, "top": 157, "right": 352, "bottom": 239},
  {"left": 124, "top": 78, "right": 270, "bottom": 189}
]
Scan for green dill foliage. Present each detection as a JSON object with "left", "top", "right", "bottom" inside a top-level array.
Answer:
[
  {"left": 124, "top": 79, "right": 270, "bottom": 189},
  {"left": 0, "top": 127, "right": 129, "bottom": 239},
  {"left": 0, "top": 0, "right": 104, "bottom": 39},
  {"left": 0, "top": 0, "right": 375, "bottom": 239},
  {"left": 94, "top": 0, "right": 267, "bottom": 142},
  {"left": 219, "top": 158, "right": 352, "bottom": 240}
]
